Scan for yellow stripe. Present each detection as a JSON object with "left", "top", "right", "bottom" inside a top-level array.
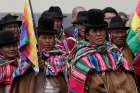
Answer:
[
  {"left": 131, "top": 12, "right": 140, "bottom": 32},
  {"left": 23, "top": 0, "right": 38, "bottom": 68}
]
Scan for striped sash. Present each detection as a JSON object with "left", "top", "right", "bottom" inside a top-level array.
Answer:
[{"left": 68, "top": 43, "right": 132, "bottom": 93}]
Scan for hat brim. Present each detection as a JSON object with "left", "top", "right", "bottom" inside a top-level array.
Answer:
[
  {"left": 0, "top": 39, "right": 18, "bottom": 46},
  {"left": 0, "top": 20, "right": 22, "bottom": 30},
  {"left": 84, "top": 22, "right": 108, "bottom": 28},
  {"left": 0, "top": 20, "right": 22, "bottom": 26},
  {"left": 108, "top": 27, "right": 130, "bottom": 31}
]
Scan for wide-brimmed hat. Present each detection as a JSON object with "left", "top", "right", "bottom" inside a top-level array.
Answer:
[
  {"left": 41, "top": 10, "right": 63, "bottom": 20},
  {"left": 37, "top": 11, "right": 57, "bottom": 36},
  {"left": 0, "top": 31, "right": 18, "bottom": 46},
  {"left": 108, "top": 16, "right": 129, "bottom": 30},
  {"left": 48, "top": 6, "right": 67, "bottom": 18},
  {"left": 72, "top": 11, "right": 88, "bottom": 25},
  {"left": 84, "top": 9, "right": 108, "bottom": 28},
  {"left": 0, "top": 14, "right": 22, "bottom": 27}
]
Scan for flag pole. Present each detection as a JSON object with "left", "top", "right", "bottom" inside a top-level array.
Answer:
[
  {"left": 28, "top": 0, "right": 38, "bottom": 41},
  {"left": 28, "top": 0, "right": 40, "bottom": 73},
  {"left": 28, "top": 0, "right": 44, "bottom": 71}
]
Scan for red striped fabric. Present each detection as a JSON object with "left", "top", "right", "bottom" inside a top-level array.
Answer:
[
  {"left": 136, "top": 0, "right": 140, "bottom": 18},
  {"left": 0, "top": 64, "right": 17, "bottom": 85}
]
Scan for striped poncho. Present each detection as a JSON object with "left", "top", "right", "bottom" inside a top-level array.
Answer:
[
  {"left": 68, "top": 42, "right": 133, "bottom": 93},
  {"left": 0, "top": 53, "right": 29, "bottom": 85},
  {"left": 0, "top": 59, "right": 29, "bottom": 85},
  {"left": 0, "top": 59, "right": 18, "bottom": 85},
  {"left": 41, "top": 48, "right": 66, "bottom": 76}
]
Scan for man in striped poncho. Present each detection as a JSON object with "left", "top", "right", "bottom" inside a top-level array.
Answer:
[
  {"left": 12, "top": 11, "right": 68, "bottom": 93},
  {"left": 0, "top": 31, "right": 29, "bottom": 93},
  {"left": 34, "top": 10, "right": 68, "bottom": 93},
  {"left": 68, "top": 9, "right": 138, "bottom": 93}
]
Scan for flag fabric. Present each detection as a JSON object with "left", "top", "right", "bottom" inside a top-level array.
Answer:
[
  {"left": 127, "top": 0, "right": 140, "bottom": 56},
  {"left": 19, "top": 0, "right": 39, "bottom": 72}
]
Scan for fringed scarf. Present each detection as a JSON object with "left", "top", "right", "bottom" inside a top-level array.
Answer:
[{"left": 68, "top": 43, "right": 132, "bottom": 93}]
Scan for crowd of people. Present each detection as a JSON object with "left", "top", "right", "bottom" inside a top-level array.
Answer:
[{"left": 0, "top": 5, "right": 140, "bottom": 93}]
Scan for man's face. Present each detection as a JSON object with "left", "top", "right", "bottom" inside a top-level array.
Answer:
[
  {"left": 110, "top": 29, "right": 127, "bottom": 47},
  {"left": 77, "top": 24, "right": 86, "bottom": 39},
  {"left": 86, "top": 28, "right": 106, "bottom": 45},
  {"left": 54, "top": 18, "right": 63, "bottom": 31},
  {"left": 0, "top": 43, "right": 18, "bottom": 60},
  {"left": 104, "top": 12, "right": 116, "bottom": 25},
  {"left": 39, "top": 34, "right": 55, "bottom": 51}
]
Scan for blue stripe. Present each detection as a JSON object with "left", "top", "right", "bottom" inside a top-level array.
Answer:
[
  {"left": 18, "top": 22, "right": 29, "bottom": 52},
  {"left": 88, "top": 55, "right": 100, "bottom": 72}
]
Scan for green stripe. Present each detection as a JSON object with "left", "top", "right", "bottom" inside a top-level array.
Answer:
[
  {"left": 127, "top": 29, "right": 136, "bottom": 41},
  {"left": 75, "top": 60, "right": 91, "bottom": 73},
  {"left": 127, "top": 29, "right": 140, "bottom": 55},
  {"left": 0, "top": 59, "right": 5, "bottom": 65},
  {"left": 102, "top": 54, "right": 111, "bottom": 69},
  {"left": 75, "top": 47, "right": 95, "bottom": 61},
  {"left": 75, "top": 46, "right": 94, "bottom": 57}
]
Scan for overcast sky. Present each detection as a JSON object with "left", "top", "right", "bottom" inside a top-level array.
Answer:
[{"left": 0, "top": 0, "right": 138, "bottom": 14}]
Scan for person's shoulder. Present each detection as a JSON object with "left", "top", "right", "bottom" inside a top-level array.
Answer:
[
  {"left": 99, "top": 42, "right": 121, "bottom": 56},
  {"left": 105, "top": 43, "right": 122, "bottom": 58},
  {"left": 64, "top": 25, "right": 77, "bottom": 37}
]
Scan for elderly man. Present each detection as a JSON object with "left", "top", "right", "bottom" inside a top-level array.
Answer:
[
  {"left": 108, "top": 16, "right": 134, "bottom": 64},
  {"left": 68, "top": 9, "right": 138, "bottom": 93}
]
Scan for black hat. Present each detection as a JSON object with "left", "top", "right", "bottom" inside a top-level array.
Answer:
[
  {"left": 72, "top": 11, "right": 88, "bottom": 24},
  {"left": 108, "top": 16, "right": 129, "bottom": 30},
  {"left": 48, "top": 6, "right": 66, "bottom": 18},
  {"left": 0, "top": 31, "right": 18, "bottom": 46},
  {"left": 84, "top": 9, "right": 108, "bottom": 28},
  {"left": 37, "top": 11, "right": 57, "bottom": 36},
  {"left": 41, "top": 10, "right": 61, "bottom": 20},
  {"left": 0, "top": 14, "right": 22, "bottom": 27}
]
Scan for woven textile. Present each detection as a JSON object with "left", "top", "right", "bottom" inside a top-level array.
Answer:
[{"left": 68, "top": 43, "right": 132, "bottom": 93}]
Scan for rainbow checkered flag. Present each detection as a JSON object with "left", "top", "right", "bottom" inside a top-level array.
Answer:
[
  {"left": 19, "top": 0, "right": 39, "bottom": 72},
  {"left": 127, "top": 0, "right": 140, "bottom": 56}
]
